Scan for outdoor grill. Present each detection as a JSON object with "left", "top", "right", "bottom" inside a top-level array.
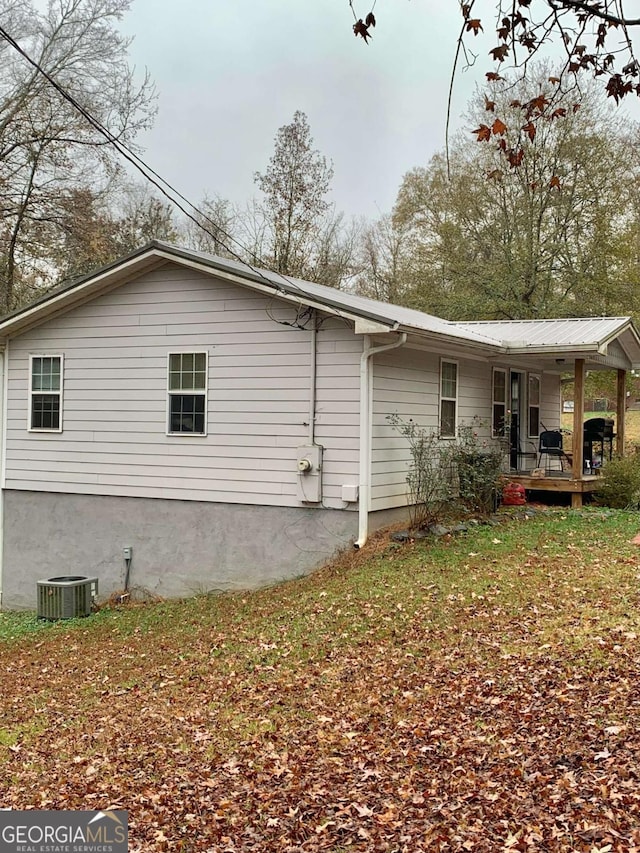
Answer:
[{"left": 583, "top": 417, "right": 615, "bottom": 469}]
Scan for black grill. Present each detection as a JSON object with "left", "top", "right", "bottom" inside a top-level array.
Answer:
[{"left": 583, "top": 417, "right": 615, "bottom": 468}]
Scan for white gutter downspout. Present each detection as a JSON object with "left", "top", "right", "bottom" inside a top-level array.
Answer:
[
  {"left": 308, "top": 315, "right": 317, "bottom": 445},
  {"left": 355, "top": 332, "right": 407, "bottom": 549}
]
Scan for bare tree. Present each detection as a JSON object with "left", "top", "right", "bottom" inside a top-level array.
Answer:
[
  {"left": 0, "top": 0, "right": 155, "bottom": 312},
  {"left": 254, "top": 110, "right": 334, "bottom": 278},
  {"left": 41, "top": 182, "right": 177, "bottom": 285},
  {"left": 115, "top": 184, "right": 177, "bottom": 253},
  {"left": 353, "top": 215, "right": 410, "bottom": 304},
  {"left": 182, "top": 194, "right": 238, "bottom": 259}
]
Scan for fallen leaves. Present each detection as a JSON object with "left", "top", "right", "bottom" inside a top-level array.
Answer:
[{"left": 2, "top": 509, "right": 640, "bottom": 850}]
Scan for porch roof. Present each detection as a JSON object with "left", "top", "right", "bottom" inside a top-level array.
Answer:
[{"left": 452, "top": 317, "right": 640, "bottom": 367}]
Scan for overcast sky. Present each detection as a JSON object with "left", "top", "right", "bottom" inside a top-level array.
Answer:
[{"left": 119, "top": 1, "right": 487, "bottom": 221}]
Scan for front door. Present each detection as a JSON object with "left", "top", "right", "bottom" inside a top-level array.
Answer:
[{"left": 510, "top": 371, "right": 524, "bottom": 470}]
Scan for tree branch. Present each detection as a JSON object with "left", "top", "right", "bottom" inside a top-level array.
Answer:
[{"left": 546, "top": 0, "right": 640, "bottom": 26}]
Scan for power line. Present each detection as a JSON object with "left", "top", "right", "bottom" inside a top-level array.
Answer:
[{"left": 0, "top": 22, "right": 344, "bottom": 323}]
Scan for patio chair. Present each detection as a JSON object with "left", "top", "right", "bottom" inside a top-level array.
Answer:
[{"left": 537, "top": 429, "right": 571, "bottom": 472}]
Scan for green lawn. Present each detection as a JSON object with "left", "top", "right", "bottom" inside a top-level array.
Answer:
[
  {"left": 561, "top": 408, "right": 640, "bottom": 449},
  {"left": 2, "top": 507, "right": 640, "bottom": 851}
]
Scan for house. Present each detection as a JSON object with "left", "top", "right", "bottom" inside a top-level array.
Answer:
[{"left": 1, "top": 241, "right": 639, "bottom": 609}]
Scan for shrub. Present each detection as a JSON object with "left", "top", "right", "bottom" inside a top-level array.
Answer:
[
  {"left": 386, "top": 414, "right": 455, "bottom": 528},
  {"left": 595, "top": 454, "right": 640, "bottom": 509},
  {"left": 387, "top": 415, "right": 506, "bottom": 527},
  {"left": 444, "top": 421, "right": 505, "bottom": 515}
]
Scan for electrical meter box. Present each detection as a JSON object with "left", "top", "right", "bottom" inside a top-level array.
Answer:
[{"left": 296, "top": 445, "right": 323, "bottom": 503}]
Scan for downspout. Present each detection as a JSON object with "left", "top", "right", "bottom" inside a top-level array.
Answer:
[
  {"left": 308, "top": 314, "right": 317, "bottom": 445},
  {"left": 355, "top": 332, "right": 407, "bottom": 549}
]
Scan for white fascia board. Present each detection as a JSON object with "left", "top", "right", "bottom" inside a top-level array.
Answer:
[
  {"left": 404, "top": 333, "right": 504, "bottom": 358},
  {"left": 503, "top": 343, "right": 601, "bottom": 356},
  {"left": 0, "top": 253, "right": 163, "bottom": 337},
  {"left": 599, "top": 319, "right": 640, "bottom": 348},
  {"left": 354, "top": 318, "right": 395, "bottom": 334},
  {"left": 405, "top": 340, "right": 497, "bottom": 362}
]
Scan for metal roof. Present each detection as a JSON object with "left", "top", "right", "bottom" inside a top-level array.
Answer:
[
  {"left": 452, "top": 317, "right": 635, "bottom": 349},
  {"left": 0, "top": 242, "right": 502, "bottom": 348},
  {"left": 149, "top": 244, "right": 503, "bottom": 347},
  {"left": 0, "top": 242, "right": 638, "bottom": 366}
]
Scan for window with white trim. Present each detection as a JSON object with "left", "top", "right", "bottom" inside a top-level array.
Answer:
[
  {"left": 492, "top": 368, "right": 507, "bottom": 437},
  {"left": 439, "top": 360, "right": 458, "bottom": 438},
  {"left": 528, "top": 374, "right": 541, "bottom": 437},
  {"left": 29, "top": 355, "right": 63, "bottom": 432},
  {"left": 167, "top": 352, "right": 208, "bottom": 435}
]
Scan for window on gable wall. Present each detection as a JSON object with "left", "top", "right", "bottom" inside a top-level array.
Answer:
[
  {"left": 528, "top": 374, "right": 541, "bottom": 437},
  {"left": 439, "top": 360, "right": 458, "bottom": 437},
  {"left": 167, "top": 352, "right": 208, "bottom": 435},
  {"left": 29, "top": 355, "right": 63, "bottom": 432},
  {"left": 492, "top": 368, "right": 507, "bottom": 437}
]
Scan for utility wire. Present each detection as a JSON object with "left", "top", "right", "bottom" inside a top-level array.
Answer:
[{"left": 0, "top": 23, "right": 344, "bottom": 325}]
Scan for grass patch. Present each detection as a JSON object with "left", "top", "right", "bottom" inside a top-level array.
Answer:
[
  {"left": 2, "top": 507, "right": 640, "bottom": 850},
  {"left": 0, "top": 611, "right": 55, "bottom": 641}
]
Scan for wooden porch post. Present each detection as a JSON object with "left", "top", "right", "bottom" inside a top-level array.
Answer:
[
  {"left": 571, "top": 359, "right": 585, "bottom": 507},
  {"left": 616, "top": 368, "right": 626, "bottom": 456}
]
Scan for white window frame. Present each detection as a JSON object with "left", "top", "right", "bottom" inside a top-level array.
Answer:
[
  {"left": 528, "top": 373, "right": 541, "bottom": 438},
  {"left": 28, "top": 354, "right": 63, "bottom": 433},
  {"left": 492, "top": 368, "right": 507, "bottom": 438},
  {"left": 166, "top": 351, "right": 208, "bottom": 436},
  {"left": 439, "top": 359, "right": 458, "bottom": 438}
]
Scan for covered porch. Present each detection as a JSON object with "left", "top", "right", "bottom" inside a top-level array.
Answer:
[
  {"left": 455, "top": 316, "right": 640, "bottom": 509},
  {"left": 508, "top": 348, "right": 631, "bottom": 508}
]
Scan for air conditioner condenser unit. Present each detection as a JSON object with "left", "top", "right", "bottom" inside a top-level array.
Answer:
[{"left": 37, "top": 576, "right": 99, "bottom": 620}]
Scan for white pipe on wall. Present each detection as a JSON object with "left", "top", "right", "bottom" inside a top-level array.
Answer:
[
  {"left": 355, "top": 332, "right": 407, "bottom": 549},
  {"left": 308, "top": 316, "right": 317, "bottom": 446}
]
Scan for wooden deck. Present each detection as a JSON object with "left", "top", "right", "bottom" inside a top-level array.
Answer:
[{"left": 506, "top": 470, "right": 602, "bottom": 508}]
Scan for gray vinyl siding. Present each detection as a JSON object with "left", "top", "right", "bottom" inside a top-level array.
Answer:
[
  {"left": 370, "top": 353, "right": 563, "bottom": 511},
  {"left": 313, "top": 319, "right": 362, "bottom": 508},
  {"left": 5, "top": 264, "right": 361, "bottom": 507},
  {"left": 540, "top": 372, "right": 561, "bottom": 430},
  {"left": 371, "top": 348, "right": 437, "bottom": 511},
  {"left": 370, "top": 348, "right": 494, "bottom": 512}
]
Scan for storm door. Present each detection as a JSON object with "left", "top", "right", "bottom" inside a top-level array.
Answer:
[{"left": 509, "top": 370, "right": 525, "bottom": 470}]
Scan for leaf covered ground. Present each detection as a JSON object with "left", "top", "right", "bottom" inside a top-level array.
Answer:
[{"left": 3, "top": 507, "right": 640, "bottom": 852}]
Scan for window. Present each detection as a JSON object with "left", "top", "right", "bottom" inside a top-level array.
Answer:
[
  {"left": 439, "top": 360, "right": 458, "bottom": 438},
  {"left": 29, "top": 355, "right": 63, "bottom": 432},
  {"left": 167, "top": 352, "right": 208, "bottom": 435},
  {"left": 492, "top": 368, "right": 507, "bottom": 437},
  {"left": 528, "top": 374, "right": 541, "bottom": 437}
]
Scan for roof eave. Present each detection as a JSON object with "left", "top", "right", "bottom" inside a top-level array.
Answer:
[
  {"left": 0, "top": 246, "right": 165, "bottom": 338},
  {"left": 502, "top": 343, "right": 602, "bottom": 356},
  {"left": 398, "top": 326, "right": 504, "bottom": 353},
  {"left": 0, "top": 243, "right": 504, "bottom": 348}
]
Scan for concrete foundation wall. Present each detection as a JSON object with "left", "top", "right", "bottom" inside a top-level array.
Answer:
[{"left": 2, "top": 490, "right": 367, "bottom": 610}]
